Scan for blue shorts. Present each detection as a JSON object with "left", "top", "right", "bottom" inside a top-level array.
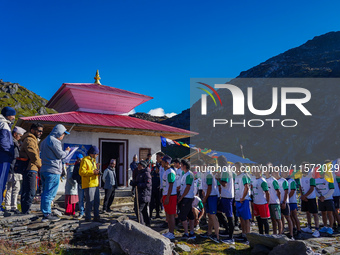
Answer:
[
  {"left": 289, "top": 203, "right": 298, "bottom": 211},
  {"left": 218, "top": 198, "right": 233, "bottom": 217},
  {"left": 206, "top": 195, "right": 218, "bottom": 214},
  {"left": 236, "top": 200, "right": 251, "bottom": 220}
]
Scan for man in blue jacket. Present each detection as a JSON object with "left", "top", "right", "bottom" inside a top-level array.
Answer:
[
  {"left": 40, "top": 124, "right": 70, "bottom": 222},
  {"left": 102, "top": 159, "right": 118, "bottom": 212},
  {"left": 0, "top": 106, "right": 16, "bottom": 214}
]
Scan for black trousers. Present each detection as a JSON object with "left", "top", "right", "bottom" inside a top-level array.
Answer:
[
  {"left": 103, "top": 187, "right": 116, "bottom": 211},
  {"left": 149, "top": 189, "right": 161, "bottom": 217},
  {"left": 21, "top": 171, "right": 37, "bottom": 214},
  {"left": 134, "top": 199, "right": 150, "bottom": 226}
]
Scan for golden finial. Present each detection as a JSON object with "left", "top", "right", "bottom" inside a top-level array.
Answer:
[{"left": 94, "top": 70, "right": 101, "bottom": 85}]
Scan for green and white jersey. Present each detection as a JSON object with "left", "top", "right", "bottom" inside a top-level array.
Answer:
[
  {"left": 202, "top": 171, "right": 219, "bottom": 197},
  {"left": 192, "top": 196, "right": 204, "bottom": 210},
  {"left": 300, "top": 176, "right": 316, "bottom": 199},
  {"left": 234, "top": 173, "right": 251, "bottom": 201},
  {"left": 315, "top": 178, "right": 335, "bottom": 200},
  {"left": 252, "top": 177, "right": 269, "bottom": 205},
  {"left": 277, "top": 178, "right": 289, "bottom": 203},
  {"left": 332, "top": 171, "right": 340, "bottom": 197},
  {"left": 266, "top": 176, "right": 280, "bottom": 204},
  {"left": 250, "top": 174, "right": 256, "bottom": 187},
  {"left": 220, "top": 171, "right": 234, "bottom": 198},
  {"left": 162, "top": 168, "right": 177, "bottom": 196},
  {"left": 180, "top": 171, "right": 195, "bottom": 198},
  {"left": 287, "top": 178, "right": 297, "bottom": 204},
  {"left": 176, "top": 168, "right": 184, "bottom": 187}
]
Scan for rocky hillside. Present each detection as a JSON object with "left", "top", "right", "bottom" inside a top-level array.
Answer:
[
  {"left": 166, "top": 31, "right": 340, "bottom": 165},
  {"left": 0, "top": 79, "right": 56, "bottom": 118},
  {"left": 129, "top": 112, "right": 168, "bottom": 122}
]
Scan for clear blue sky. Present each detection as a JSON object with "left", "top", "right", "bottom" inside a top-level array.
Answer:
[{"left": 1, "top": 0, "right": 340, "bottom": 115}]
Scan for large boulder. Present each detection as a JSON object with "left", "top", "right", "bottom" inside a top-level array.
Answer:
[
  {"left": 268, "top": 241, "right": 313, "bottom": 255},
  {"left": 251, "top": 244, "right": 272, "bottom": 255},
  {"left": 247, "top": 233, "right": 290, "bottom": 248},
  {"left": 108, "top": 216, "right": 174, "bottom": 255}
]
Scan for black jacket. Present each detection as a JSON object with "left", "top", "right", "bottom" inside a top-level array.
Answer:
[
  {"left": 151, "top": 167, "right": 160, "bottom": 191},
  {"left": 134, "top": 168, "right": 152, "bottom": 203},
  {"left": 72, "top": 162, "right": 82, "bottom": 185},
  {"left": 10, "top": 139, "right": 20, "bottom": 174}
]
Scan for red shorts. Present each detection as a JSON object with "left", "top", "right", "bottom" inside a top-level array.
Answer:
[
  {"left": 253, "top": 203, "right": 270, "bottom": 219},
  {"left": 162, "top": 195, "right": 177, "bottom": 215}
]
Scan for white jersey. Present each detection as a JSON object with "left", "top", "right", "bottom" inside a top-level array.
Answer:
[
  {"left": 162, "top": 168, "right": 177, "bottom": 196},
  {"left": 180, "top": 171, "right": 195, "bottom": 198},
  {"left": 202, "top": 171, "right": 219, "bottom": 197},
  {"left": 287, "top": 178, "right": 297, "bottom": 204},
  {"left": 315, "top": 178, "right": 335, "bottom": 200},
  {"left": 193, "top": 178, "right": 201, "bottom": 196},
  {"left": 234, "top": 173, "right": 251, "bottom": 201},
  {"left": 266, "top": 176, "right": 280, "bottom": 205},
  {"left": 252, "top": 177, "right": 268, "bottom": 205},
  {"left": 277, "top": 178, "right": 289, "bottom": 203},
  {"left": 176, "top": 168, "right": 184, "bottom": 187},
  {"left": 192, "top": 196, "right": 204, "bottom": 210},
  {"left": 220, "top": 171, "right": 234, "bottom": 198},
  {"left": 300, "top": 176, "right": 316, "bottom": 199}
]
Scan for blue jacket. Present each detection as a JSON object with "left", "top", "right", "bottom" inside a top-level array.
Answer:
[
  {"left": 102, "top": 167, "right": 117, "bottom": 189},
  {"left": 0, "top": 114, "right": 14, "bottom": 163},
  {"left": 40, "top": 124, "right": 69, "bottom": 175}
]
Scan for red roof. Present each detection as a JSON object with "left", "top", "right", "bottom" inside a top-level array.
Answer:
[
  {"left": 46, "top": 83, "right": 153, "bottom": 115},
  {"left": 19, "top": 111, "right": 196, "bottom": 136}
]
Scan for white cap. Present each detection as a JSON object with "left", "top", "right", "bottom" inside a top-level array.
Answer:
[{"left": 13, "top": 126, "right": 26, "bottom": 135}]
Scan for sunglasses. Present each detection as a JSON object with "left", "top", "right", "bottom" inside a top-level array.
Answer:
[{"left": 37, "top": 130, "right": 43, "bottom": 133}]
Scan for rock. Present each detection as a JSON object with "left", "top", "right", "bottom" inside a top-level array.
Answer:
[
  {"left": 108, "top": 217, "right": 174, "bottom": 255},
  {"left": 322, "top": 247, "right": 335, "bottom": 254},
  {"left": 38, "top": 107, "right": 48, "bottom": 115},
  {"left": 247, "top": 233, "right": 290, "bottom": 248},
  {"left": 251, "top": 244, "right": 272, "bottom": 255},
  {"left": 3, "top": 95, "right": 9, "bottom": 98},
  {"left": 175, "top": 244, "right": 191, "bottom": 252},
  {"left": 268, "top": 241, "right": 308, "bottom": 255}
]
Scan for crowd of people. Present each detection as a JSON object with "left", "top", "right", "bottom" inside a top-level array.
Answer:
[
  {"left": 130, "top": 153, "right": 340, "bottom": 245},
  {"left": 0, "top": 106, "right": 117, "bottom": 223},
  {"left": 1, "top": 105, "right": 340, "bottom": 246}
]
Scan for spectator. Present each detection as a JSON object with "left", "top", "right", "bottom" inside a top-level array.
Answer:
[
  {"left": 0, "top": 107, "right": 16, "bottom": 215},
  {"left": 150, "top": 163, "right": 161, "bottom": 219},
  {"left": 79, "top": 146, "right": 101, "bottom": 222},
  {"left": 20, "top": 123, "right": 43, "bottom": 215},
  {"left": 130, "top": 154, "right": 139, "bottom": 195},
  {"left": 4, "top": 126, "right": 25, "bottom": 216},
  {"left": 72, "top": 154, "right": 84, "bottom": 219},
  {"left": 131, "top": 160, "right": 152, "bottom": 226},
  {"left": 40, "top": 124, "right": 70, "bottom": 222},
  {"left": 102, "top": 159, "right": 118, "bottom": 212},
  {"left": 145, "top": 153, "right": 153, "bottom": 168},
  {"left": 65, "top": 162, "right": 79, "bottom": 216}
]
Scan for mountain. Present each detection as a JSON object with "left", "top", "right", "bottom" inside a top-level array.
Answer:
[
  {"left": 0, "top": 79, "right": 56, "bottom": 118},
  {"left": 165, "top": 31, "right": 340, "bottom": 165},
  {"left": 129, "top": 112, "right": 169, "bottom": 122}
]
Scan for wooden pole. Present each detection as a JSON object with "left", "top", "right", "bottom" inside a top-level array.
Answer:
[{"left": 136, "top": 186, "right": 141, "bottom": 223}]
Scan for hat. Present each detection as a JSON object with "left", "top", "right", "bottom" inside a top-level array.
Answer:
[
  {"left": 88, "top": 146, "right": 99, "bottom": 155},
  {"left": 1, "top": 107, "right": 16, "bottom": 117},
  {"left": 110, "top": 159, "right": 116, "bottom": 164},
  {"left": 162, "top": 155, "right": 172, "bottom": 164},
  {"left": 133, "top": 154, "right": 138, "bottom": 158},
  {"left": 76, "top": 153, "right": 84, "bottom": 159},
  {"left": 13, "top": 126, "right": 26, "bottom": 135},
  {"left": 139, "top": 160, "right": 147, "bottom": 168}
]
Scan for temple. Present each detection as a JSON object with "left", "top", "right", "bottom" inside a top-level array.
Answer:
[{"left": 17, "top": 71, "right": 196, "bottom": 187}]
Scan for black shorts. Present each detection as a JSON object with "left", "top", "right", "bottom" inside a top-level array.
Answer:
[
  {"left": 333, "top": 196, "right": 340, "bottom": 209},
  {"left": 178, "top": 198, "right": 195, "bottom": 221},
  {"left": 318, "top": 200, "right": 335, "bottom": 212},
  {"left": 301, "top": 198, "right": 318, "bottom": 214},
  {"left": 281, "top": 203, "right": 290, "bottom": 216}
]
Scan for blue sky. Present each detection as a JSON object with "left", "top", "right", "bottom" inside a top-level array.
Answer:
[{"left": 1, "top": 0, "right": 340, "bottom": 116}]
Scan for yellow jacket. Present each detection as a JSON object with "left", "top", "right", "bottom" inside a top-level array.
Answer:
[{"left": 79, "top": 156, "right": 99, "bottom": 189}]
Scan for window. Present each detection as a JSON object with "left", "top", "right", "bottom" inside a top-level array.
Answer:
[{"left": 139, "top": 148, "right": 151, "bottom": 161}]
